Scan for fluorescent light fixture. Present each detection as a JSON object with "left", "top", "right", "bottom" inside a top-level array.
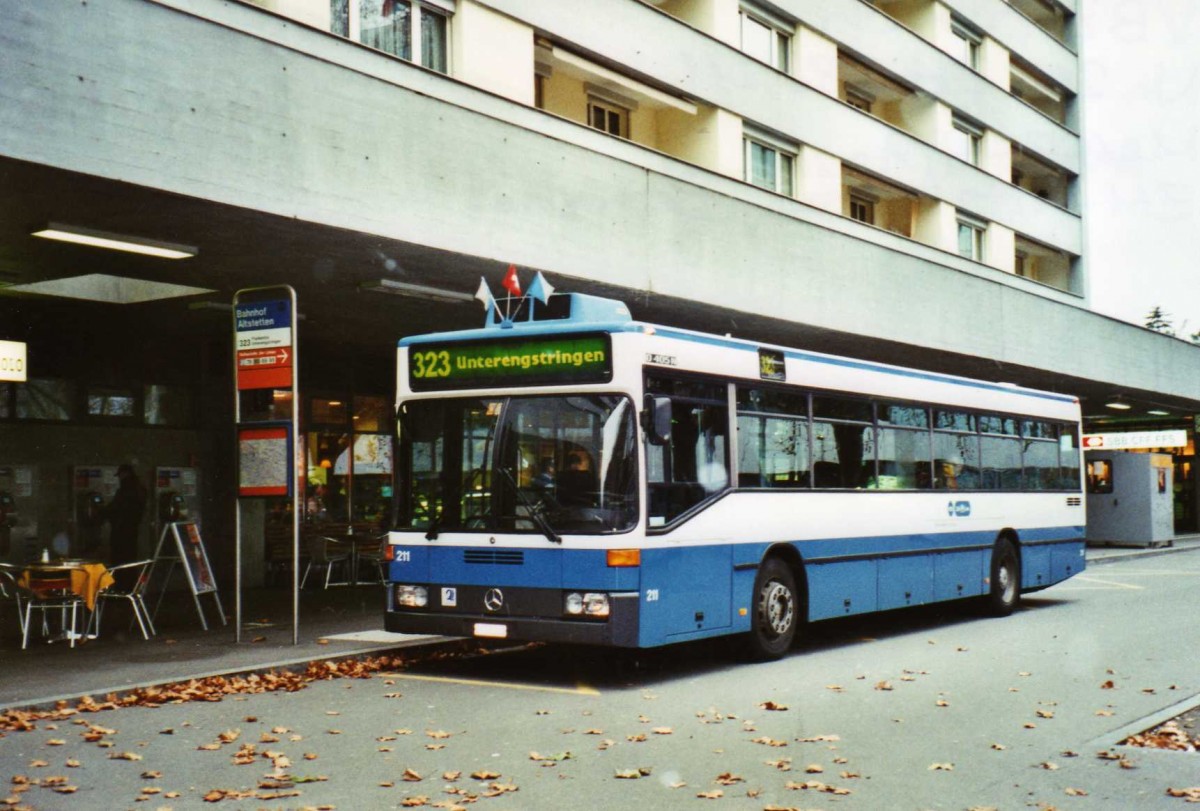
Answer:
[
  {"left": 32, "top": 222, "right": 197, "bottom": 259},
  {"left": 360, "top": 279, "right": 474, "bottom": 303},
  {"left": 5, "top": 274, "right": 214, "bottom": 304},
  {"left": 1104, "top": 400, "right": 1132, "bottom": 411},
  {"left": 1147, "top": 409, "right": 1170, "bottom": 416}
]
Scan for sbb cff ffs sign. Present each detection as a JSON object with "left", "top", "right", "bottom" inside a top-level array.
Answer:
[
  {"left": 1083, "top": 430, "right": 1188, "bottom": 450},
  {"left": 0, "top": 340, "right": 27, "bottom": 383},
  {"left": 235, "top": 300, "right": 293, "bottom": 390}
]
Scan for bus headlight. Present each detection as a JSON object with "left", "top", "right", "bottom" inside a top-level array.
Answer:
[
  {"left": 395, "top": 585, "right": 428, "bottom": 608},
  {"left": 565, "top": 592, "right": 610, "bottom": 617}
]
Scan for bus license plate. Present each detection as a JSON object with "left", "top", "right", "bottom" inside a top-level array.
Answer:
[{"left": 474, "top": 623, "right": 507, "bottom": 639}]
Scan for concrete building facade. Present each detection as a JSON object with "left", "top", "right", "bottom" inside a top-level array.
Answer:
[{"left": 1, "top": 0, "right": 1198, "bottom": 579}]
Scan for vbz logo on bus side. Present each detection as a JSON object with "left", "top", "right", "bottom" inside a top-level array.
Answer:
[{"left": 947, "top": 500, "right": 971, "bottom": 517}]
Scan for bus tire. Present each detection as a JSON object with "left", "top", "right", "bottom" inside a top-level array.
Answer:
[
  {"left": 985, "top": 538, "right": 1020, "bottom": 617},
  {"left": 745, "top": 557, "right": 799, "bottom": 660}
]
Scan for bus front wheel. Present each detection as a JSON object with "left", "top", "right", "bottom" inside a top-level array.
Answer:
[
  {"left": 985, "top": 538, "right": 1021, "bottom": 617},
  {"left": 746, "top": 557, "right": 799, "bottom": 660}
]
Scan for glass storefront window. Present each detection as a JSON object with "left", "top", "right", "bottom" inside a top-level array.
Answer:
[
  {"left": 352, "top": 395, "right": 390, "bottom": 432},
  {"left": 306, "top": 431, "right": 351, "bottom": 525},
  {"left": 87, "top": 387, "right": 136, "bottom": 418},
  {"left": 144, "top": 384, "right": 192, "bottom": 426},
  {"left": 16, "top": 378, "right": 74, "bottom": 421},
  {"left": 311, "top": 396, "right": 349, "bottom": 426}
]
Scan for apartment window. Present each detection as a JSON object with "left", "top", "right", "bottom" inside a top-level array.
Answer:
[
  {"left": 849, "top": 194, "right": 875, "bottom": 224},
  {"left": 845, "top": 86, "right": 874, "bottom": 113},
  {"left": 588, "top": 98, "right": 629, "bottom": 138},
  {"left": 739, "top": 3, "right": 791, "bottom": 71},
  {"left": 330, "top": 0, "right": 450, "bottom": 74},
  {"left": 957, "top": 213, "right": 986, "bottom": 261},
  {"left": 951, "top": 19, "right": 982, "bottom": 70},
  {"left": 951, "top": 116, "right": 983, "bottom": 165},
  {"left": 744, "top": 134, "right": 795, "bottom": 196}
]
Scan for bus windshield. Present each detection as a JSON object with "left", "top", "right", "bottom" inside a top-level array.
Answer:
[{"left": 397, "top": 394, "right": 639, "bottom": 535}]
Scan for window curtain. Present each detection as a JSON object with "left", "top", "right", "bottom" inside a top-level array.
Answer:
[
  {"left": 361, "top": 0, "right": 411, "bottom": 60},
  {"left": 420, "top": 7, "right": 448, "bottom": 72}
]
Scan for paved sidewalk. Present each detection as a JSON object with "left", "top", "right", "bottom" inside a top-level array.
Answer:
[{"left": 3, "top": 536, "right": 1199, "bottom": 711}]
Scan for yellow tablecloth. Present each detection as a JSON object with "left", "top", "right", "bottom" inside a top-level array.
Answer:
[{"left": 20, "top": 563, "right": 114, "bottom": 611}]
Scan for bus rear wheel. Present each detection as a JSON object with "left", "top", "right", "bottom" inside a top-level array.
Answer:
[
  {"left": 985, "top": 538, "right": 1021, "bottom": 617},
  {"left": 746, "top": 557, "right": 799, "bottom": 660}
]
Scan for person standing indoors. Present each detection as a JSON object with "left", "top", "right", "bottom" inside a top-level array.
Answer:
[{"left": 107, "top": 463, "right": 147, "bottom": 564}]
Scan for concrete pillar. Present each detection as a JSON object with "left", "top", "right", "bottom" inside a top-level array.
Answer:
[
  {"left": 796, "top": 145, "right": 841, "bottom": 214},
  {"left": 914, "top": 198, "right": 956, "bottom": 253},
  {"left": 794, "top": 25, "right": 838, "bottom": 96},
  {"left": 453, "top": 2, "right": 535, "bottom": 104},
  {"left": 980, "top": 129, "right": 1012, "bottom": 182},
  {"left": 985, "top": 221, "right": 1015, "bottom": 272}
]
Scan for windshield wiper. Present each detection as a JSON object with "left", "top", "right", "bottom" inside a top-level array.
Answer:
[
  {"left": 424, "top": 512, "right": 440, "bottom": 541},
  {"left": 496, "top": 466, "right": 561, "bottom": 545}
]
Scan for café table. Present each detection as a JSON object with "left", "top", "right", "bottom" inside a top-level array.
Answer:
[{"left": 18, "top": 559, "right": 114, "bottom": 646}]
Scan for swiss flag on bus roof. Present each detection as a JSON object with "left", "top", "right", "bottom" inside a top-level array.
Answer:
[{"left": 502, "top": 264, "right": 522, "bottom": 297}]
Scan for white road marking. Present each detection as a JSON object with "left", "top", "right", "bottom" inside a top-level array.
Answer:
[{"left": 381, "top": 672, "right": 600, "bottom": 696}]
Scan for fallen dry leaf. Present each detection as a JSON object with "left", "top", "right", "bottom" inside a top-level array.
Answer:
[
  {"left": 696, "top": 789, "right": 723, "bottom": 799},
  {"left": 751, "top": 736, "right": 787, "bottom": 747},
  {"left": 928, "top": 763, "right": 954, "bottom": 771}
]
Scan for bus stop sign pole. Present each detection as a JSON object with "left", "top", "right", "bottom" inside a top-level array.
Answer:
[{"left": 233, "top": 286, "right": 300, "bottom": 645}]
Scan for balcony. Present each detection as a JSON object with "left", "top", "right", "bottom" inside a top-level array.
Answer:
[
  {"left": 842, "top": 167, "right": 917, "bottom": 238},
  {"left": 1010, "top": 55, "right": 1067, "bottom": 125},
  {"left": 1015, "top": 234, "right": 1072, "bottom": 292},
  {"left": 1006, "top": 0, "right": 1068, "bottom": 45},
  {"left": 533, "top": 42, "right": 713, "bottom": 169},
  {"left": 1011, "top": 146, "right": 1071, "bottom": 208},
  {"left": 838, "top": 52, "right": 925, "bottom": 137}
]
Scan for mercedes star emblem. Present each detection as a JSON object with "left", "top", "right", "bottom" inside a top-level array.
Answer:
[{"left": 483, "top": 588, "right": 504, "bottom": 612}]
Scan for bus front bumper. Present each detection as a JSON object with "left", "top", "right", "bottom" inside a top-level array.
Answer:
[{"left": 384, "top": 591, "right": 640, "bottom": 647}]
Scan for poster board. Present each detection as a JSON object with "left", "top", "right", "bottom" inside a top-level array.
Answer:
[
  {"left": 238, "top": 424, "right": 292, "bottom": 497},
  {"left": 171, "top": 521, "right": 218, "bottom": 595}
]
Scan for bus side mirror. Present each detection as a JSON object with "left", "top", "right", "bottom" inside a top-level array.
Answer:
[{"left": 643, "top": 395, "right": 672, "bottom": 445}]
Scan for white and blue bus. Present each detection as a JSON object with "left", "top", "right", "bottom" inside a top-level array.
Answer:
[{"left": 384, "top": 291, "right": 1085, "bottom": 658}]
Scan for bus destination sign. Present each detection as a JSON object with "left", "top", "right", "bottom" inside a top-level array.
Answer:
[{"left": 408, "top": 334, "right": 612, "bottom": 391}]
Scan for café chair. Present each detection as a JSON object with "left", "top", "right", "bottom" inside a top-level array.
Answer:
[
  {"left": 87, "top": 559, "right": 156, "bottom": 640},
  {"left": 18, "top": 567, "right": 85, "bottom": 649},
  {"left": 300, "top": 534, "right": 351, "bottom": 589},
  {"left": 0, "top": 565, "right": 28, "bottom": 641},
  {"left": 354, "top": 533, "right": 388, "bottom": 586}
]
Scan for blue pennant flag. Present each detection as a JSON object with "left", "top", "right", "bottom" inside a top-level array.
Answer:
[{"left": 527, "top": 271, "right": 555, "bottom": 304}]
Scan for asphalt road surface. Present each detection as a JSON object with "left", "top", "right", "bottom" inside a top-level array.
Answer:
[{"left": 3, "top": 553, "right": 1199, "bottom": 810}]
